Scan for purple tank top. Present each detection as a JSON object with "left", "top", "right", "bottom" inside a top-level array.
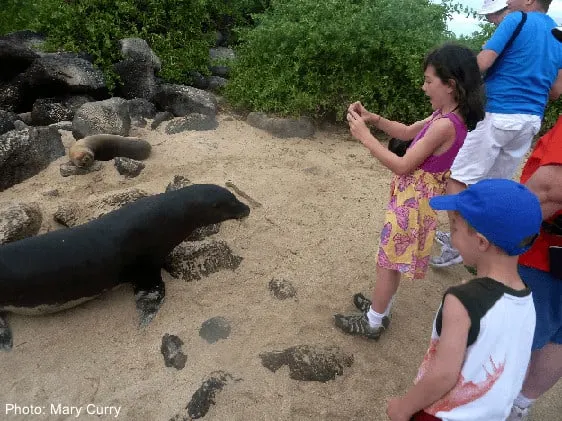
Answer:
[{"left": 408, "top": 111, "right": 467, "bottom": 173}]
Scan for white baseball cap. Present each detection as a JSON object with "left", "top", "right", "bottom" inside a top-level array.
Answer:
[{"left": 477, "top": 0, "right": 508, "bottom": 15}]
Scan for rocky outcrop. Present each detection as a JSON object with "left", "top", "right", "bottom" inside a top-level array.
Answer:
[
  {"left": 0, "top": 127, "right": 65, "bottom": 191},
  {"left": 0, "top": 202, "right": 43, "bottom": 245},
  {"left": 72, "top": 98, "right": 131, "bottom": 139}
]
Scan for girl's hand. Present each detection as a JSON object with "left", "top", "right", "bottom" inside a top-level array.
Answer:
[
  {"left": 347, "top": 109, "right": 373, "bottom": 144},
  {"left": 348, "top": 101, "right": 368, "bottom": 117},
  {"left": 348, "top": 102, "right": 380, "bottom": 125},
  {"left": 386, "top": 397, "right": 412, "bottom": 421}
]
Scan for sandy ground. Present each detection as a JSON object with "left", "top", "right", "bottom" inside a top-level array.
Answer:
[{"left": 1, "top": 111, "right": 560, "bottom": 421}]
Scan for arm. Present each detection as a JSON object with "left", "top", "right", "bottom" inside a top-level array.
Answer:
[
  {"left": 549, "top": 70, "right": 562, "bottom": 101},
  {"left": 524, "top": 164, "right": 562, "bottom": 220},
  {"left": 376, "top": 115, "right": 432, "bottom": 141},
  {"left": 387, "top": 295, "right": 470, "bottom": 421},
  {"left": 347, "top": 101, "right": 429, "bottom": 140},
  {"left": 347, "top": 110, "right": 454, "bottom": 175},
  {"left": 477, "top": 49, "right": 498, "bottom": 73}
]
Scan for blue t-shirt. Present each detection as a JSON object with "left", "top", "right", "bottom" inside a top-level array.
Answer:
[{"left": 484, "top": 11, "right": 562, "bottom": 117}]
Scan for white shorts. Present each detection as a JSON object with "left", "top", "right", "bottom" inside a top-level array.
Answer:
[{"left": 450, "top": 112, "right": 541, "bottom": 185}]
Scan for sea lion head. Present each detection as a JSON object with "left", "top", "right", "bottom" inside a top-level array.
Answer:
[
  {"left": 70, "top": 147, "right": 94, "bottom": 168},
  {"left": 176, "top": 184, "right": 251, "bottom": 224}
]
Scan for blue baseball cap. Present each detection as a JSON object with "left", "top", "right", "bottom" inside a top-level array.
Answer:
[{"left": 429, "top": 179, "right": 542, "bottom": 256}]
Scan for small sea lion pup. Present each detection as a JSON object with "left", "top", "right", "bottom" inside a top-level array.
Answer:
[
  {"left": 0, "top": 184, "right": 250, "bottom": 351},
  {"left": 69, "top": 134, "right": 152, "bottom": 168}
]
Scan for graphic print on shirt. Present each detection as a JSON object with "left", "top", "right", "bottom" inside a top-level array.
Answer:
[{"left": 415, "top": 339, "right": 506, "bottom": 415}]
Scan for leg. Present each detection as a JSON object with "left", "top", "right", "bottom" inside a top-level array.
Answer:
[
  {"left": 521, "top": 343, "right": 562, "bottom": 399},
  {"left": 445, "top": 177, "right": 467, "bottom": 195},
  {"left": 507, "top": 266, "right": 562, "bottom": 420},
  {"left": 371, "top": 265, "right": 400, "bottom": 314},
  {"left": 132, "top": 265, "right": 166, "bottom": 328},
  {"left": 0, "top": 312, "right": 13, "bottom": 351},
  {"left": 334, "top": 265, "right": 398, "bottom": 340}
]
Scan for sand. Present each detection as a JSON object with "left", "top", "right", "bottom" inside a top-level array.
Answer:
[{"left": 1, "top": 112, "right": 560, "bottom": 421}]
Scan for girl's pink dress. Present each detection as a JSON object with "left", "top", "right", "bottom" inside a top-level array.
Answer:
[{"left": 376, "top": 111, "right": 467, "bottom": 280}]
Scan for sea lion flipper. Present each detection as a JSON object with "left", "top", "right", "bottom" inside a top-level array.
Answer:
[
  {"left": 0, "top": 313, "right": 13, "bottom": 351},
  {"left": 133, "top": 268, "right": 165, "bottom": 328}
]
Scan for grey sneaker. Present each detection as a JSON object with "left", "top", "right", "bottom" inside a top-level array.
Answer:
[
  {"left": 430, "top": 245, "right": 463, "bottom": 267},
  {"left": 333, "top": 313, "right": 390, "bottom": 340},
  {"left": 506, "top": 405, "right": 529, "bottom": 421},
  {"left": 353, "top": 292, "right": 372, "bottom": 313},
  {"left": 435, "top": 230, "right": 451, "bottom": 247}
]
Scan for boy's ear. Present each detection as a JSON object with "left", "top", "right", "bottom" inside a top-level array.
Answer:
[{"left": 476, "top": 233, "right": 491, "bottom": 252}]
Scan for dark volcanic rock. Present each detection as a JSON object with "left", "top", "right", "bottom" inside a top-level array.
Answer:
[
  {"left": 165, "top": 175, "right": 192, "bottom": 192},
  {"left": 0, "top": 202, "right": 42, "bottom": 245},
  {"left": 114, "top": 157, "right": 145, "bottom": 178},
  {"left": 259, "top": 345, "right": 354, "bottom": 382},
  {"left": 268, "top": 278, "right": 297, "bottom": 300},
  {"left": 59, "top": 161, "right": 103, "bottom": 177},
  {"left": 186, "top": 224, "right": 220, "bottom": 241},
  {"left": 199, "top": 317, "right": 231, "bottom": 344},
  {"left": 164, "top": 239, "right": 243, "bottom": 282},
  {"left": 0, "top": 127, "right": 64, "bottom": 191},
  {"left": 165, "top": 113, "right": 218, "bottom": 134},
  {"left": 161, "top": 334, "right": 187, "bottom": 370},
  {"left": 170, "top": 371, "right": 237, "bottom": 420}
]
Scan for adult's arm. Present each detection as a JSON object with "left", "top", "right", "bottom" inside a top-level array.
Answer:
[
  {"left": 477, "top": 50, "right": 499, "bottom": 73},
  {"left": 525, "top": 164, "right": 562, "bottom": 219},
  {"left": 549, "top": 70, "right": 562, "bottom": 101}
]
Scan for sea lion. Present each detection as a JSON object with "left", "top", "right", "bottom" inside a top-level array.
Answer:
[
  {"left": 69, "top": 134, "right": 152, "bottom": 168},
  {"left": 0, "top": 184, "right": 250, "bottom": 351}
]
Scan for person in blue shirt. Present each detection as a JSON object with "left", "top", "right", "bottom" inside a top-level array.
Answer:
[{"left": 431, "top": 0, "right": 562, "bottom": 268}]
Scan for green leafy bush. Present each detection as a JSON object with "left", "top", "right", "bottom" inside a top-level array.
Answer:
[
  {"left": 225, "top": 0, "right": 458, "bottom": 122},
  {"left": 31, "top": 0, "right": 215, "bottom": 88}
]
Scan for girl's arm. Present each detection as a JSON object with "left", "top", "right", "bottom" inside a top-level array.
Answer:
[
  {"left": 347, "top": 110, "right": 454, "bottom": 175},
  {"left": 375, "top": 114, "right": 433, "bottom": 141},
  {"left": 386, "top": 294, "right": 470, "bottom": 421},
  {"left": 347, "top": 101, "right": 430, "bottom": 140}
]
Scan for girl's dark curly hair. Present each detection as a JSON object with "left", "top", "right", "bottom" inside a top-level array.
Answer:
[{"left": 424, "top": 42, "right": 486, "bottom": 131}]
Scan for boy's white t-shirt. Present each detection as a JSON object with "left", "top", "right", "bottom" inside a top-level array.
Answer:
[{"left": 415, "top": 277, "right": 536, "bottom": 421}]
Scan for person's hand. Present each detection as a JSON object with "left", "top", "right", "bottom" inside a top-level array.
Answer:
[
  {"left": 386, "top": 397, "right": 412, "bottom": 421},
  {"left": 348, "top": 102, "right": 380, "bottom": 125},
  {"left": 348, "top": 101, "right": 368, "bottom": 117},
  {"left": 347, "top": 109, "right": 373, "bottom": 144}
]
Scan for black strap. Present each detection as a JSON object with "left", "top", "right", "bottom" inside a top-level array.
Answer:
[{"left": 485, "top": 12, "right": 527, "bottom": 81}]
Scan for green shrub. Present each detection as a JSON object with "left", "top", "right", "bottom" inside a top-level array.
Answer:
[
  {"left": 204, "top": 0, "right": 271, "bottom": 36},
  {"left": 23, "top": 0, "right": 214, "bottom": 89},
  {"left": 225, "top": 0, "right": 461, "bottom": 122}
]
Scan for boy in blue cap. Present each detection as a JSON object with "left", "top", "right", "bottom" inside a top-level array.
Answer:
[{"left": 386, "top": 179, "right": 542, "bottom": 421}]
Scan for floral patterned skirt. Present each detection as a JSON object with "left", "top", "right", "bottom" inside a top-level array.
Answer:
[{"left": 376, "top": 169, "right": 449, "bottom": 280}]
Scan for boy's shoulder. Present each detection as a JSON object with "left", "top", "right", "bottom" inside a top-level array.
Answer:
[{"left": 437, "top": 277, "right": 531, "bottom": 346}]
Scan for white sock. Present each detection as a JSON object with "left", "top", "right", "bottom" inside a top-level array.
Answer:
[
  {"left": 514, "top": 393, "right": 536, "bottom": 409},
  {"left": 383, "top": 295, "right": 395, "bottom": 317},
  {"left": 366, "top": 308, "right": 384, "bottom": 327}
]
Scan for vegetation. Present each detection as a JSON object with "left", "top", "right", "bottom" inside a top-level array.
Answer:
[{"left": 0, "top": 0, "right": 560, "bottom": 130}]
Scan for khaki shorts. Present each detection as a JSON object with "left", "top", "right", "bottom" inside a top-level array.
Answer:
[{"left": 450, "top": 112, "right": 541, "bottom": 185}]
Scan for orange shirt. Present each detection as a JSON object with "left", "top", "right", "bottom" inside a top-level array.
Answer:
[{"left": 519, "top": 116, "right": 562, "bottom": 272}]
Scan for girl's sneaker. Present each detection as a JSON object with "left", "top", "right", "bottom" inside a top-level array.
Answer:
[
  {"left": 353, "top": 292, "right": 372, "bottom": 313},
  {"left": 430, "top": 244, "right": 463, "bottom": 267},
  {"left": 333, "top": 313, "right": 389, "bottom": 340},
  {"left": 434, "top": 230, "right": 451, "bottom": 246}
]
